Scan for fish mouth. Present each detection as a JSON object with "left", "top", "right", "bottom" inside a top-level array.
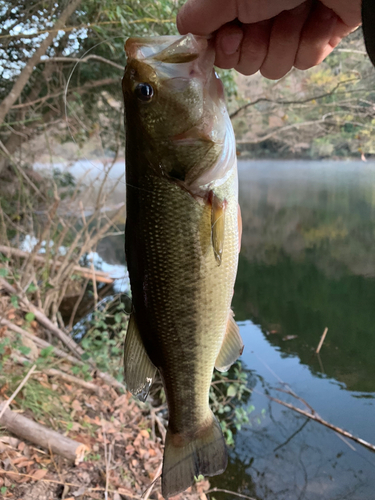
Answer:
[
  {"left": 125, "top": 34, "right": 212, "bottom": 62},
  {"left": 125, "top": 34, "right": 216, "bottom": 87}
]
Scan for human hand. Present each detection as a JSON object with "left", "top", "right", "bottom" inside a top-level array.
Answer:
[{"left": 177, "top": 0, "right": 362, "bottom": 79}]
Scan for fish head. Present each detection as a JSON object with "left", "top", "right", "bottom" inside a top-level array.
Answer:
[{"left": 123, "top": 34, "right": 231, "bottom": 187}]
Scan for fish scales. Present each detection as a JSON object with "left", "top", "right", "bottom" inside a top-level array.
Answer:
[{"left": 126, "top": 170, "right": 238, "bottom": 429}]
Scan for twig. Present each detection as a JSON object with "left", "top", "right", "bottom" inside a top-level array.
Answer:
[
  {"left": 255, "top": 354, "right": 375, "bottom": 454},
  {"left": 1, "top": 318, "right": 85, "bottom": 367},
  {"left": 0, "top": 318, "right": 126, "bottom": 392},
  {"left": 206, "top": 488, "right": 256, "bottom": 500},
  {"left": 0, "top": 470, "right": 139, "bottom": 497},
  {"left": 43, "top": 367, "right": 102, "bottom": 395},
  {"left": 68, "top": 277, "right": 90, "bottom": 331},
  {"left": 316, "top": 327, "right": 328, "bottom": 354},
  {"left": 101, "top": 414, "right": 110, "bottom": 500},
  {"left": 0, "top": 277, "right": 84, "bottom": 359},
  {"left": 0, "top": 245, "right": 114, "bottom": 283},
  {"left": 229, "top": 78, "right": 359, "bottom": 119},
  {"left": 11, "top": 78, "right": 119, "bottom": 110},
  {"left": 142, "top": 461, "right": 162, "bottom": 500},
  {"left": 273, "top": 418, "right": 309, "bottom": 452},
  {"left": 91, "top": 259, "right": 98, "bottom": 309},
  {"left": 41, "top": 54, "right": 124, "bottom": 70},
  {"left": 274, "top": 387, "right": 315, "bottom": 415},
  {"left": 150, "top": 407, "right": 167, "bottom": 442},
  {"left": 266, "top": 395, "right": 375, "bottom": 453},
  {"left": 0, "top": 364, "right": 36, "bottom": 419}
]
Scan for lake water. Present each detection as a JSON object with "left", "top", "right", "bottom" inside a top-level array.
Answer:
[{"left": 96, "top": 160, "right": 375, "bottom": 500}]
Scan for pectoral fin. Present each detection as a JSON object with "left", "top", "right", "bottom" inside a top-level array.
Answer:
[
  {"left": 211, "top": 193, "right": 226, "bottom": 265},
  {"left": 123, "top": 312, "right": 157, "bottom": 402},
  {"left": 215, "top": 311, "right": 244, "bottom": 372}
]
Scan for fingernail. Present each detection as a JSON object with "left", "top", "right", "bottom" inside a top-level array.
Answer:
[{"left": 221, "top": 32, "right": 243, "bottom": 55}]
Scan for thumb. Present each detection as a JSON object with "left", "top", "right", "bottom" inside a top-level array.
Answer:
[{"left": 177, "top": 0, "right": 237, "bottom": 35}]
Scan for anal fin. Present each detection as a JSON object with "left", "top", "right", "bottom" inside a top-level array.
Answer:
[
  {"left": 211, "top": 192, "right": 226, "bottom": 265},
  {"left": 215, "top": 311, "right": 244, "bottom": 372},
  {"left": 123, "top": 312, "right": 157, "bottom": 402}
]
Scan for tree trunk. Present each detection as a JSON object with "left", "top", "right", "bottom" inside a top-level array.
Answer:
[{"left": 0, "top": 0, "right": 82, "bottom": 131}]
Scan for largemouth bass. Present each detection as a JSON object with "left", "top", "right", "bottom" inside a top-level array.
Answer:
[{"left": 122, "top": 34, "right": 243, "bottom": 498}]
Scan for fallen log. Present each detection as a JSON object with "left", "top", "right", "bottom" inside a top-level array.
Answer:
[
  {"left": 0, "top": 245, "right": 114, "bottom": 284},
  {"left": 0, "top": 402, "right": 89, "bottom": 464}
]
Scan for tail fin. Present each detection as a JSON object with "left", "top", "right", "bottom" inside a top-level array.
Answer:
[{"left": 162, "top": 413, "right": 227, "bottom": 498}]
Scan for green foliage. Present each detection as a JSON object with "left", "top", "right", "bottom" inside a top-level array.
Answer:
[
  {"left": 0, "top": 333, "right": 70, "bottom": 423},
  {"left": 76, "top": 295, "right": 128, "bottom": 379},
  {"left": 25, "top": 312, "right": 35, "bottom": 322},
  {"left": 0, "top": 0, "right": 237, "bottom": 165},
  {"left": 210, "top": 362, "right": 256, "bottom": 446},
  {"left": 0, "top": 268, "right": 8, "bottom": 277},
  {"left": 10, "top": 295, "right": 19, "bottom": 308}
]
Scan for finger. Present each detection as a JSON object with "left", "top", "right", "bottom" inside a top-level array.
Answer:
[
  {"left": 260, "top": 1, "right": 312, "bottom": 79},
  {"left": 307, "top": 18, "right": 358, "bottom": 66},
  {"left": 234, "top": 20, "right": 272, "bottom": 75},
  {"left": 237, "top": 0, "right": 304, "bottom": 24},
  {"left": 177, "top": 0, "right": 237, "bottom": 35},
  {"left": 329, "top": 17, "right": 359, "bottom": 49},
  {"left": 177, "top": 0, "right": 304, "bottom": 35},
  {"left": 321, "top": 0, "right": 361, "bottom": 28},
  {"left": 294, "top": 2, "right": 339, "bottom": 69},
  {"left": 214, "top": 24, "right": 244, "bottom": 70}
]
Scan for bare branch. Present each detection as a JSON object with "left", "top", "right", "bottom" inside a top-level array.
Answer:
[
  {"left": 268, "top": 394, "right": 375, "bottom": 453},
  {"left": 41, "top": 55, "right": 124, "bottom": 71},
  {"left": 237, "top": 119, "right": 329, "bottom": 145},
  {"left": 229, "top": 78, "right": 360, "bottom": 120},
  {"left": 10, "top": 78, "right": 120, "bottom": 110},
  {"left": 0, "top": 0, "right": 82, "bottom": 128}
]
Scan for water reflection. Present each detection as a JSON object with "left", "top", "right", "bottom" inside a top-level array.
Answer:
[
  {"left": 210, "top": 161, "right": 375, "bottom": 499},
  {"left": 234, "top": 160, "right": 375, "bottom": 393},
  {"left": 211, "top": 323, "right": 375, "bottom": 500}
]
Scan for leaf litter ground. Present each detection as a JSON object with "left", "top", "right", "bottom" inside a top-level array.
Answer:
[{"left": 0, "top": 294, "right": 209, "bottom": 500}]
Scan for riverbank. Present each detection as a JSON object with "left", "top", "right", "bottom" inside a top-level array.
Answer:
[{"left": 0, "top": 287, "right": 210, "bottom": 500}]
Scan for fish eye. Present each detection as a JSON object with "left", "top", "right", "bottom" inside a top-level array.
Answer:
[{"left": 135, "top": 83, "right": 154, "bottom": 102}]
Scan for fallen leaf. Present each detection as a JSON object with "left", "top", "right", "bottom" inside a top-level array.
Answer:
[
  {"left": 17, "top": 442, "right": 25, "bottom": 452},
  {"left": 13, "top": 456, "right": 32, "bottom": 465},
  {"left": 21, "top": 337, "right": 39, "bottom": 360},
  {"left": 71, "top": 400, "right": 83, "bottom": 412},
  {"left": 114, "top": 394, "right": 127, "bottom": 407},
  {"left": 32, "top": 469, "right": 48, "bottom": 480}
]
